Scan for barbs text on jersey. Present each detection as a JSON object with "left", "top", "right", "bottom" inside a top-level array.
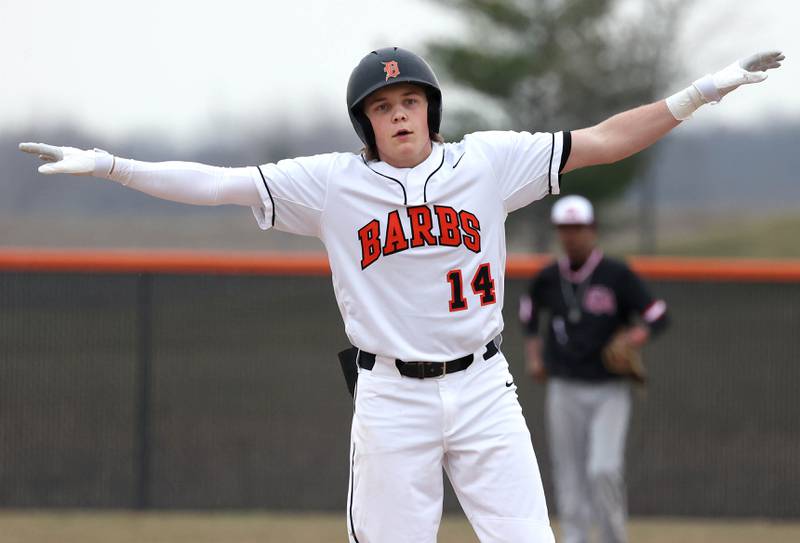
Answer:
[{"left": 358, "top": 204, "right": 481, "bottom": 269}]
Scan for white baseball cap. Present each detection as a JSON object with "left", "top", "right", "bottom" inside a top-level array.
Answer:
[{"left": 550, "top": 195, "right": 595, "bottom": 225}]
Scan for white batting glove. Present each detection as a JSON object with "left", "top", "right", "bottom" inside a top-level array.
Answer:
[
  {"left": 18, "top": 142, "right": 114, "bottom": 176},
  {"left": 666, "top": 50, "right": 784, "bottom": 120}
]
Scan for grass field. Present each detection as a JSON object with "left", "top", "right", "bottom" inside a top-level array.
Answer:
[
  {"left": 656, "top": 214, "right": 800, "bottom": 258},
  {"left": 2, "top": 511, "right": 800, "bottom": 543},
  {"left": 602, "top": 212, "right": 800, "bottom": 258}
]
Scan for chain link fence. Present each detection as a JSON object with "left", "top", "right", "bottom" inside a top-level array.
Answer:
[{"left": 0, "top": 266, "right": 798, "bottom": 517}]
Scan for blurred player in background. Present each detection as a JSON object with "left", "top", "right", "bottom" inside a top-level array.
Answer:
[{"left": 520, "top": 195, "right": 669, "bottom": 543}]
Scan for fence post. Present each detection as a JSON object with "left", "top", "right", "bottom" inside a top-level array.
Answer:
[{"left": 135, "top": 273, "right": 153, "bottom": 509}]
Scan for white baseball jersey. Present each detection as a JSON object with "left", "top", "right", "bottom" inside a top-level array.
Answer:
[{"left": 251, "top": 130, "right": 568, "bottom": 361}]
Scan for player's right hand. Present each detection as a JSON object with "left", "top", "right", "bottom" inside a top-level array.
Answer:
[
  {"left": 18, "top": 143, "right": 107, "bottom": 176},
  {"left": 526, "top": 357, "right": 547, "bottom": 384}
]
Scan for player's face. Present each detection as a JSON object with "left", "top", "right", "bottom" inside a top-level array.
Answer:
[
  {"left": 363, "top": 83, "right": 431, "bottom": 168},
  {"left": 557, "top": 225, "right": 597, "bottom": 264}
]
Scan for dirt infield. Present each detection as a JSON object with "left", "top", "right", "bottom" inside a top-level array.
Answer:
[{"left": 2, "top": 511, "right": 799, "bottom": 543}]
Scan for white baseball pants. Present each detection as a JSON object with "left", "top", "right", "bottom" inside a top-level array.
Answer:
[{"left": 347, "top": 346, "right": 554, "bottom": 543}]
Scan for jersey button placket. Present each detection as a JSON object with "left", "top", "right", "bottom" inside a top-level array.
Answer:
[{"left": 406, "top": 167, "right": 426, "bottom": 206}]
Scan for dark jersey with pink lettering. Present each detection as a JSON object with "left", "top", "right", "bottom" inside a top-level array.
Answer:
[
  {"left": 519, "top": 251, "right": 668, "bottom": 381},
  {"left": 250, "top": 130, "right": 570, "bottom": 361}
]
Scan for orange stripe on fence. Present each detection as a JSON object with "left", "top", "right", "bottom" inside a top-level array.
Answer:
[
  {"left": 0, "top": 249, "right": 799, "bottom": 282},
  {"left": 625, "top": 256, "right": 800, "bottom": 283},
  {"left": 506, "top": 255, "right": 800, "bottom": 282}
]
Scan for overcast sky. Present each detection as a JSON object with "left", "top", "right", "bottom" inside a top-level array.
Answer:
[{"left": 1, "top": 0, "right": 795, "bottom": 144}]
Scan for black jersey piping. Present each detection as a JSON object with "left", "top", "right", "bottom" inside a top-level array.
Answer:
[
  {"left": 361, "top": 154, "right": 407, "bottom": 206},
  {"left": 255, "top": 165, "right": 276, "bottom": 227},
  {"left": 422, "top": 149, "right": 446, "bottom": 203},
  {"left": 348, "top": 444, "right": 360, "bottom": 542},
  {"left": 452, "top": 152, "right": 466, "bottom": 169},
  {"left": 559, "top": 131, "right": 572, "bottom": 173},
  {"left": 547, "top": 133, "right": 555, "bottom": 195},
  {"left": 348, "top": 365, "right": 358, "bottom": 542}
]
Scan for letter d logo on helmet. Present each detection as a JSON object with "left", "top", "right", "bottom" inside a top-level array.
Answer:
[
  {"left": 382, "top": 60, "right": 400, "bottom": 80},
  {"left": 347, "top": 47, "right": 442, "bottom": 150}
]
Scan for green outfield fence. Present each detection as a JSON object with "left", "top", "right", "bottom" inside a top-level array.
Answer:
[{"left": 0, "top": 250, "right": 798, "bottom": 517}]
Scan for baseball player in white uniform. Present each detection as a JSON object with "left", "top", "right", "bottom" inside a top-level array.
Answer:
[{"left": 20, "top": 47, "right": 782, "bottom": 542}]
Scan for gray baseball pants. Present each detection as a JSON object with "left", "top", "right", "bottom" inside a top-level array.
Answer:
[{"left": 546, "top": 377, "right": 631, "bottom": 543}]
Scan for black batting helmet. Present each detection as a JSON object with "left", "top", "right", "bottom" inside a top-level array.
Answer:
[{"left": 347, "top": 47, "right": 442, "bottom": 153}]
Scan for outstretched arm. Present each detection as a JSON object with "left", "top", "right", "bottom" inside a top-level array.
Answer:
[
  {"left": 563, "top": 50, "right": 784, "bottom": 173},
  {"left": 18, "top": 143, "right": 261, "bottom": 207}
]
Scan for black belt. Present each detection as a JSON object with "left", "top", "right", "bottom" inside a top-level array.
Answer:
[{"left": 357, "top": 341, "right": 498, "bottom": 379}]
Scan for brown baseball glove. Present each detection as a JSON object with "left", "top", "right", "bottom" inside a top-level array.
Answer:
[{"left": 602, "top": 329, "right": 647, "bottom": 384}]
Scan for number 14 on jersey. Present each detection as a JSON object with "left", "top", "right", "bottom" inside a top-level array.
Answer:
[{"left": 446, "top": 263, "right": 496, "bottom": 312}]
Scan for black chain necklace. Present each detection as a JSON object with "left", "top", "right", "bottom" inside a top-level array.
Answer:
[{"left": 559, "top": 257, "right": 594, "bottom": 324}]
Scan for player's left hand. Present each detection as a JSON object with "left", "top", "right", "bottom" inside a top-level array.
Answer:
[
  {"left": 602, "top": 328, "right": 647, "bottom": 383},
  {"left": 695, "top": 50, "right": 784, "bottom": 103}
]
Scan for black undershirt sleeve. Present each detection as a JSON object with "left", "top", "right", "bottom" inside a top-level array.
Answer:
[{"left": 559, "top": 131, "right": 572, "bottom": 173}]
